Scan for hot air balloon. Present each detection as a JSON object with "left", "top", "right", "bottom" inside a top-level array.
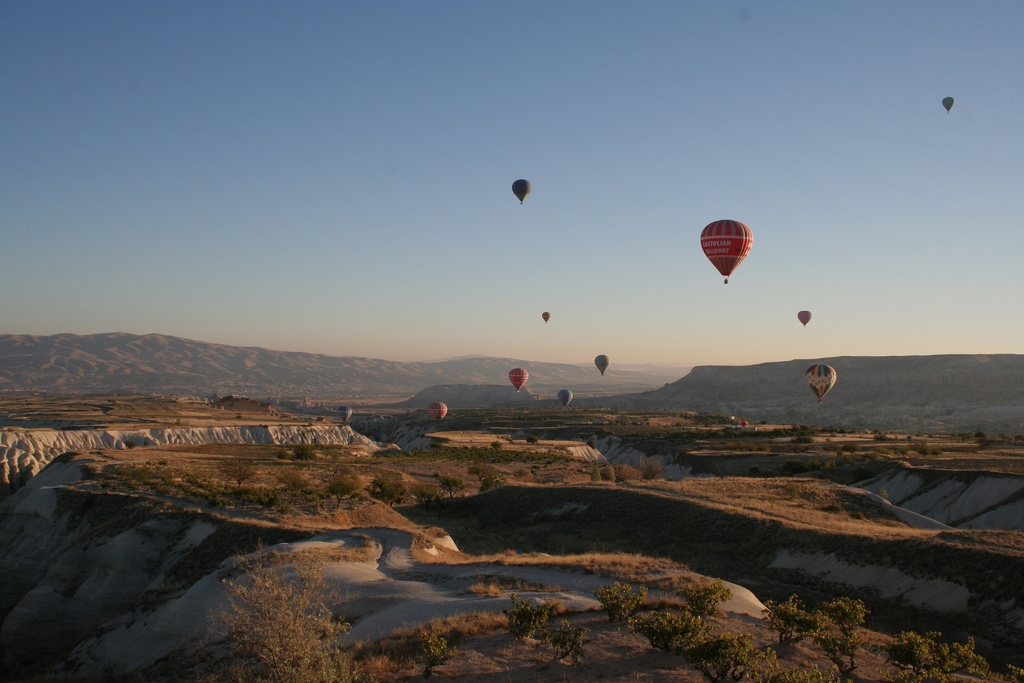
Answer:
[
  {"left": 805, "top": 364, "right": 837, "bottom": 402},
  {"left": 338, "top": 406, "right": 353, "bottom": 422},
  {"left": 512, "top": 179, "right": 532, "bottom": 203},
  {"left": 509, "top": 368, "right": 529, "bottom": 391},
  {"left": 594, "top": 355, "right": 609, "bottom": 375},
  {"left": 542, "top": 311, "right": 551, "bottom": 323},
  {"left": 942, "top": 96, "right": 954, "bottom": 112},
  {"left": 428, "top": 401, "right": 448, "bottom": 419},
  {"left": 797, "top": 311, "right": 812, "bottom": 327},
  {"left": 700, "top": 220, "right": 754, "bottom": 284},
  {"left": 557, "top": 389, "right": 573, "bottom": 406}
]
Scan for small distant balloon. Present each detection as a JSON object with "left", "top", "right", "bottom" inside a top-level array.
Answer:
[
  {"left": 557, "top": 389, "right": 573, "bottom": 406},
  {"left": 509, "top": 367, "right": 529, "bottom": 392},
  {"left": 594, "top": 355, "right": 609, "bottom": 375},
  {"left": 337, "top": 406, "right": 352, "bottom": 422},
  {"left": 797, "top": 310, "right": 812, "bottom": 327},
  {"left": 942, "top": 96, "right": 954, "bottom": 112},
  {"left": 700, "top": 220, "right": 754, "bottom": 284},
  {"left": 805, "top": 364, "right": 837, "bottom": 402},
  {"left": 542, "top": 311, "right": 551, "bottom": 323},
  {"left": 512, "top": 179, "right": 532, "bottom": 203},
  {"left": 428, "top": 401, "right": 448, "bottom": 419}
]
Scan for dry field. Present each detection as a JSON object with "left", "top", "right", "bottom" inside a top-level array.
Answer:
[{"left": 5, "top": 398, "right": 1024, "bottom": 680}]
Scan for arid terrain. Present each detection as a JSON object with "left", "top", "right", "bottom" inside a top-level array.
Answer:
[{"left": 2, "top": 395, "right": 1024, "bottom": 681}]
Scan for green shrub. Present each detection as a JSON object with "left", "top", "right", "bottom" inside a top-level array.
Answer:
[
  {"left": 593, "top": 581, "right": 648, "bottom": 622},
  {"left": 813, "top": 597, "right": 868, "bottom": 677},
  {"left": 683, "top": 632, "right": 761, "bottom": 682},
  {"left": 326, "top": 475, "right": 362, "bottom": 506},
  {"left": 525, "top": 434, "right": 540, "bottom": 444},
  {"left": 368, "top": 475, "right": 406, "bottom": 507},
  {"left": 505, "top": 593, "right": 559, "bottom": 640},
  {"left": 418, "top": 628, "right": 457, "bottom": 678},
  {"left": 292, "top": 444, "right": 317, "bottom": 461},
  {"left": 409, "top": 481, "right": 440, "bottom": 507},
  {"left": 883, "top": 631, "right": 990, "bottom": 683},
  {"left": 437, "top": 474, "right": 467, "bottom": 500},
  {"left": 678, "top": 578, "right": 732, "bottom": 617},
  {"left": 545, "top": 619, "right": 590, "bottom": 665},
  {"left": 629, "top": 610, "right": 708, "bottom": 653},
  {"left": 762, "top": 594, "right": 821, "bottom": 644}
]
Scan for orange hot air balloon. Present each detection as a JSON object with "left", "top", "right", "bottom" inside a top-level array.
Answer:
[
  {"left": 700, "top": 220, "right": 753, "bottom": 284},
  {"left": 542, "top": 311, "right": 551, "bottom": 323},
  {"left": 428, "top": 401, "right": 448, "bottom": 419},
  {"left": 509, "top": 368, "right": 529, "bottom": 391},
  {"left": 797, "top": 310, "right": 812, "bottom": 327}
]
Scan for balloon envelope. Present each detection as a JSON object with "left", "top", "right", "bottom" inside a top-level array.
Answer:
[
  {"left": 512, "top": 179, "right": 532, "bottom": 203},
  {"left": 542, "top": 311, "right": 551, "bottom": 323},
  {"left": 557, "top": 389, "right": 573, "bottom": 406},
  {"left": 797, "top": 310, "right": 812, "bottom": 327},
  {"left": 509, "top": 368, "right": 529, "bottom": 391},
  {"left": 700, "top": 220, "right": 754, "bottom": 283},
  {"left": 942, "top": 96, "right": 954, "bottom": 112},
  {"left": 428, "top": 401, "right": 448, "bottom": 419},
  {"left": 594, "top": 355, "right": 609, "bottom": 375},
  {"left": 337, "top": 406, "right": 353, "bottom": 421},
  {"left": 805, "top": 364, "right": 837, "bottom": 402}
]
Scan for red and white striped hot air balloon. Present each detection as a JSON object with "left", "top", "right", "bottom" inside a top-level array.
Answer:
[
  {"left": 508, "top": 368, "right": 529, "bottom": 392},
  {"left": 700, "top": 220, "right": 754, "bottom": 284},
  {"left": 428, "top": 401, "right": 448, "bottom": 419}
]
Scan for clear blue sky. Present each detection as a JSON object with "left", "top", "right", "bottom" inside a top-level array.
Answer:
[{"left": 2, "top": 1, "right": 1022, "bottom": 368}]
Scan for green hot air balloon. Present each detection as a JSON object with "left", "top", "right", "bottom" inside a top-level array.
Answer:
[
  {"left": 512, "top": 179, "right": 532, "bottom": 203},
  {"left": 942, "top": 96, "right": 954, "bottom": 112}
]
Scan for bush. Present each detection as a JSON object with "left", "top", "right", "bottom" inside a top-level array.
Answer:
[
  {"left": 368, "top": 475, "right": 406, "bottom": 507},
  {"left": 505, "top": 593, "right": 559, "bottom": 640},
  {"left": 678, "top": 578, "right": 732, "bottom": 617},
  {"left": 525, "top": 434, "right": 540, "bottom": 444},
  {"left": 629, "top": 610, "right": 708, "bottom": 653},
  {"left": 613, "top": 464, "right": 643, "bottom": 482},
  {"left": 235, "top": 485, "right": 279, "bottom": 507},
  {"left": 437, "top": 474, "right": 467, "bottom": 500},
  {"left": 545, "top": 619, "right": 590, "bottom": 665},
  {"left": 219, "top": 457, "right": 259, "bottom": 486},
  {"left": 292, "top": 443, "right": 318, "bottom": 461},
  {"left": 327, "top": 475, "right": 362, "bottom": 507},
  {"left": 593, "top": 581, "right": 648, "bottom": 622},
  {"left": 409, "top": 481, "right": 440, "bottom": 508},
  {"left": 490, "top": 441, "right": 503, "bottom": 451},
  {"left": 883, "top": 631, "right": 990, "bottom": 683},
  {"left": 418, "top": 628, "right": 457, "bottom": 678},
  {"left": 214, "top": 550, "right": 353, "bottom": 681},
  {"left": 813, "top": 597, "right": 868, "bottom": 677},
  {"left": 683, "top": 632, "right": 761, "bottom": 683},
  {"left": 763, "top": 594, "right": 821, "bottom": 644}
]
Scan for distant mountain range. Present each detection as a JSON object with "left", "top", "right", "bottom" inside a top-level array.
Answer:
[
  {"left": 2, "top": 334, "right": 1021, "bottom": 432},
  {"left": 0, "top": 333, "right": 682, "bottom": 399}
]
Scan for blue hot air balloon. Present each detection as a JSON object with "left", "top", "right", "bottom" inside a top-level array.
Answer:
[
  {"left": 557, "top": 389, "right": 573, "bottom": 406},
  {"left": 338, "top": 406, "right": 353, "bottom": 422}
]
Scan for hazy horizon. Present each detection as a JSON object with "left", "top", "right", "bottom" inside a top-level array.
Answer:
[{"left": 3, "top": 2, "right": 1022, "bottom": 368}]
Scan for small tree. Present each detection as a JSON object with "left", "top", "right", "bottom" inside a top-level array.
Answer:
[
  {"left": 762, "top": 594, "right": 822, "bottom": 645},
  {"left": 219, "top": 457, "right": 258, "bottom": 487},
  {"left": 629, "top": 610, "right": 709, "bottom": 653},
  {"left": 813, "top": 597, "right": 868, "bottom": 678},
  {"left": 368, "top": 475, "right": 405, "bottom": 507},
  {"left": 214, "top": 550, "right": 352, "bottom": 681},
  {"left": 437, "top": 474, "right": 467, "bottom": 501},
  {"left": 326, "top": 474, "right": 362, "bottom": 508},
  {"left": 884, "top": 631, "right": 990, "bottom": 683},
  {"left": 292, "top": 443, "right": 318, "bottom": 460},
  {"left": 418, "top": 627, "right": 457, "bottom": 678},
  {"left": 505, "top": 593, "right": 559, "bottom": 640},
  {"left": 545, "top": 619, "right": 590, "bottom": 665},
  {"left": 409, "top": 481, "right": 441, "bottom": 508},
  {"left": 679, "top": 578, "right": 732, "bottom": 617},
  {"left": 593, "top": 581, "right": 648, "bottom": 622},
  {"left": 683, "top": 632, "right": 761, "bottom": 682}
]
